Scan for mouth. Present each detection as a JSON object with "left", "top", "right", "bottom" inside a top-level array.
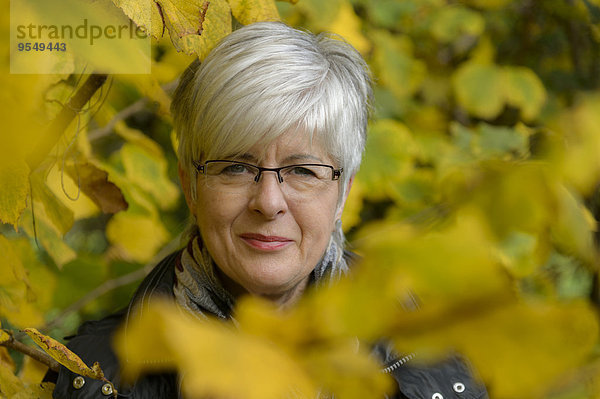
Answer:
[{"left": 239, "top": 233, "right": 293, "bottom": 251}]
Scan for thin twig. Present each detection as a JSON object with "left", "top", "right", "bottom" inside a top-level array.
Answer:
[
  {"left": 87, "top": 99, "right": 149, "bottom": 142},
  {"left": 42, "top": 237, "right": 183, "bottom": 333},
  {"left": 87, "top": 78, "right": 180, "bottom": 142},
  {"left": 1, "top": 334, "right": 60, "bottom": 372}
]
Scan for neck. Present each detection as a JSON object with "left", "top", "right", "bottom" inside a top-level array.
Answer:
[{"left": 215, "top": 267, "right": 310, "bottom": 310}]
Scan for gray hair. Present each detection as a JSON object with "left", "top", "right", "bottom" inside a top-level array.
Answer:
[{"left": 172, "top": 21, "right": 373, "bottom": 248}]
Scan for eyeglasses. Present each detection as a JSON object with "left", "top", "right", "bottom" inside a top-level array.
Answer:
[{"left": 192, "top": 160, "right": 343, "bottom": 196}]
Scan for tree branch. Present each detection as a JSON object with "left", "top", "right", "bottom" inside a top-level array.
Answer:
[
  {"left": 87, "top": 78, "right": 180, "bottom": 142},
  {"left": 1, "top": 333, "right": 60, "bottom": 372},
  {"left": 27, "top": 74, "right": 108, "bottom": 171},
  {"left": 87, "top": 99, "right": 149, "bottom": 142},
  {"left": 42, "top": 237, "right": 183, "bottom": 333}
]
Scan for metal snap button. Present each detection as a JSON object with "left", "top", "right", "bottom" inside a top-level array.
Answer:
[
  {"left": 72, "top": 376, "right": 85, "bottom": 389},
  {"left": 453, "top": 382, "right": 466, "bottom": 393},
  {"left": 101, "top": 383, "right": 114, "bottom": 396},
  {"left": 432, "top": 393, "right": 444, "bottom": 399}
]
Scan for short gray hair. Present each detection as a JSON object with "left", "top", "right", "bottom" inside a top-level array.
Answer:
[{"left": 172, "top": 21, "right": 373, "bottom": 245}]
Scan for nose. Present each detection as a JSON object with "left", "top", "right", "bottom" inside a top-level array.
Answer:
[{"left": 248, "top": 171, "right": 288, "bottom": 219}]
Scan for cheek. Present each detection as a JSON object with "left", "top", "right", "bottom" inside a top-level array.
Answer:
[
  {"left": 194, "top": 190, "right": 243, "bottom": 235},
  {"left": 295, "top": 193, "right": 339, "bottom": 238}
]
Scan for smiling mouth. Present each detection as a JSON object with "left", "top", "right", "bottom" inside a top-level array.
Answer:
[{"left": 239, "top": 233, "right": 293, "bottom": 251}]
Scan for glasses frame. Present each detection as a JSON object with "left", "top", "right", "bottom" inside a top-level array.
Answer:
[{"left": 192, "top": 160, "right": 343, "bottom": 183}]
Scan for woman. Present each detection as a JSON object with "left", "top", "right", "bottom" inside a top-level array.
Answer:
[{"left": 50, "top": 22, "right": 487, "bottom": 398}]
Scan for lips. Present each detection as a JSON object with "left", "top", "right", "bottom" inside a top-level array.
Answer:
[{"left": 239, "top": 233, "right": 293, "bottom": 251}]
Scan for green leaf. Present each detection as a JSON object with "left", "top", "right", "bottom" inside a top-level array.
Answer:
[
  {"left": 429, "top": 5, "right": 485, "bottom": 43},
  {"left": 497, "top": 231, "right": 540, "bottom": 278},
  {"left": 120, "top": 144, "right": 179, "bottom": 210},
  {"left": 371, "top": 31, "right": 427, "bottom": 101},
  {"left": 502, "top": 66, "right": 547, "bottom": 121},
  {"left": 452, "top": 61, "right": 504, "bottom": 119},
  {"left": 18, "top": 207, "right": 77, "bottom": 268},
  {"left": 357, "top": 119, "right": 416, "bottom": 200},
  {"left": 450, "top": 122, "right": 529, "bottom": 160},
  {"left": 53, "top": 256, "right": 107, "bottom": 310}
]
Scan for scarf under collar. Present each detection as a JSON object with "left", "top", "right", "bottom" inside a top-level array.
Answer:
[{"left": 173, "top": 235, "right": 349, "bottom": 319}]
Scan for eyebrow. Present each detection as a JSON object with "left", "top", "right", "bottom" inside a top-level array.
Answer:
[{"left": 233, "top": 153, "right": 325, "bottom": 164}]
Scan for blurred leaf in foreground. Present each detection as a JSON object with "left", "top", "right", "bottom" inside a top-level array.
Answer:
[{"left": 115, "top": 301, "right": 318, "bottom": 399}]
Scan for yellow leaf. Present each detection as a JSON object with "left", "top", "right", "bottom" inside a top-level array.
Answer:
[
  {"left": 18, "top": 356, "right": 49, "bottom": 385},
  {"left": 228, "top": 0, "right": 280, "bottom": 25},
  {"left": 552, "top": 186, "right": 596, "bottom": 264},
  {"left": 0, "top": 329, "right": 9, "bottom": 345},
  {"left": 327, "top": 2, "right": 370, "bottom": 55},
  {"left": 157, "top": 0, "right": 232, "bottom": 59},
  {"left": 341, "top": 179, "right": 364, "bottom": 232},
  {"left": 0, "top": 235, "right": 44, "bottom": 327},
  {"left": 393, "top": 302, "right": 599, "bottom": 398},
  {"left": 115, "top": 301, "right": 317, "bottom": 399},
  {"left": 23, "top": 328, "right": 113, "bottom": 388},
  {"left": 45, "top": 165, "right": 100, "bottom": 220},
  {"left": 301, "top": 342, "right": 394, "bottom": 398},
  {"left": 0, "top": 355, "right": 22, "bottom": 398},
  {"left": 106, "top": 211, "right": 169, "bottom": 262},
  {"left": 558, "top": 94, "right": 600, "bottom": 195},
  {"left": 111, "top": 0, "right": 156, "bottom": 37},
  {"left": 357, "top": 211, "right": 509, "bottom": 309},
  {"left": 0, "top": 158, "right": 30, "bottom": 228},
  {"left": 29, "top": 172, "right": 75, "bottom": 236}
]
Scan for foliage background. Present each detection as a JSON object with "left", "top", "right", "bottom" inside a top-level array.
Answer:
[{"left": 1, "top": 0, "right": 600, "bottom": 398}]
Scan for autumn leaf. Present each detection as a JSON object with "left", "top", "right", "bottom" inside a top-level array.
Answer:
[
  {"left": 23, "top": 328, "right": 116, "bottom": 395},
  {"left": 66, "top": 162, "right": 128, "bottom": 214},
  {"left": 115, "top": 301, "right": 318, "bottom": 399},
  {"left": 0, "top": 158, "right": 30, "bottom": 229},
  {"left": 105, "top": 211, "right": 170, "bottom": 262},
  {"left": 228, "top": 0, "right": 280, "bottom": 25},
  {"left": 0, "top": 322, "right": 10, "bottom": 345}
]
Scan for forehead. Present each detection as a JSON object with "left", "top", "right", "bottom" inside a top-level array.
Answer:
[{"left": 230, "top": 130, "right": 332, "bottom": 164}]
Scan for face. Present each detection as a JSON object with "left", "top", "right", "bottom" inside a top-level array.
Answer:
[{"left": 180, "top": 131, "right": 350, "bottom": 304}]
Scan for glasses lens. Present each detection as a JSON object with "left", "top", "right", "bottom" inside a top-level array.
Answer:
[
  {"left": 280, "top": 165, "right": 332, "bottom": 192},
  {"left": 203, "top": 161, "right": 257, "bottom": 190}
]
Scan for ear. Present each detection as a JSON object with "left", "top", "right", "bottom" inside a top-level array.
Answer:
[
  {"left": 178, "top": 162, "right": 195, "bottom": 217},
  {"left": 335, "top": 174, "right": 355, "bottom": 221}
]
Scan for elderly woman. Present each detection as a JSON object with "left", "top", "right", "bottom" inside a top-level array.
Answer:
[{"left": 49, "top": 22, "right": 487, "bottom": 399}]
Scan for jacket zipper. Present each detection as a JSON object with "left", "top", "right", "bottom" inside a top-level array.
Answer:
[{"left": 381, "top": 353, "right": 416, "bottom": 373}]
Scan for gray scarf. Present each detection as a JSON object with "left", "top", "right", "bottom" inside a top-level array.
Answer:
[{"left": 173, "top": 235, "right": 349, "bottom": 319}]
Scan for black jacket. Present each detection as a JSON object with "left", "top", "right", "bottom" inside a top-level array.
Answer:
[{"left": 50, "top": 251, "right": 488, "bottom": 399}]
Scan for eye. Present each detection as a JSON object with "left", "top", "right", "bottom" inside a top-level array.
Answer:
[
  {"left": 221, "top": 163, "right": 251, "bottom": 175},
  {"left": 289, "top": 166, "right": 317, "bottom": 177}
]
